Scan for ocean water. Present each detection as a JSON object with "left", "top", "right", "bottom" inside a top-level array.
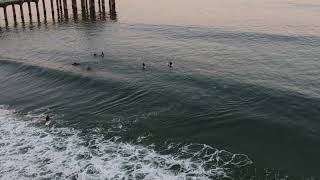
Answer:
[{"left": 0, "top": 0, "right": 320, "bottom": 179}]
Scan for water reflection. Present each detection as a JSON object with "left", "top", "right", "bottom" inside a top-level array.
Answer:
[{"left": 0, "top": 13, "right": 117, "bottom": 33}]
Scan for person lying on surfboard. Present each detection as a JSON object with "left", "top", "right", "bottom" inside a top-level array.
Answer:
[{"left": 45, "top": 115, "right": 53, "bottom": 126}]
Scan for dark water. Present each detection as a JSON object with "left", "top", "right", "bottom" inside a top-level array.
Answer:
[{"left": 1, "top": 0, "right": 320, "bottom": 179}]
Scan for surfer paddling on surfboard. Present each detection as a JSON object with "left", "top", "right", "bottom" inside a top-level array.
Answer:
[{"left": 45, "top": 115, "right": 53, "bottom": 126}]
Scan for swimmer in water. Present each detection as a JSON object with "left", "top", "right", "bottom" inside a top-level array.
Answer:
[
  {"left": 168, "top": 61, "right": 173, "bottom": 68},
  {"left": 93, "top": 53, "right": 97, "bottom": 57},
  {"left": 101, "top": 52, "right": 104, "bottom": 57},
  {"left": 142, "top": 62, "right": 146, "bottom": 70}
]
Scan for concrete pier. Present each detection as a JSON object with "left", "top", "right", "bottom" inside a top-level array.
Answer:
[{"left": 0, "top": 0, "right": 116, "bottom": 26}]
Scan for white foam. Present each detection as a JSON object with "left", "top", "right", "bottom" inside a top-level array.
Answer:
[{"left": 0, "top": 106, "right": 252, "bottom": 180}]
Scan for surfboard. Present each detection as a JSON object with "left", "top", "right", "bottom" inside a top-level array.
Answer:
[{"left": 45, "top": 121, "right": 52, "bottom": 126}]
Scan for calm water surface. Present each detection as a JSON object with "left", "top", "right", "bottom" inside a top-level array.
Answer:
[{"left": 0, "top": 0, "right": 320, "bottom": 179}]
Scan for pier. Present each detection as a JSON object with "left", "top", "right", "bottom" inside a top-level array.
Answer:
[{"left": 0, "top": 0, "right": 116, "bottom": 26}]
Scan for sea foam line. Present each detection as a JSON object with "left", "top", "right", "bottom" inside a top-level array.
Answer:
[{"left": 0, "top": 106, "right": 252, "bottom": 180}]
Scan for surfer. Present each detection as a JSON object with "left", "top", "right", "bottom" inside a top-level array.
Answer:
[
  {"left": 142, "top": 62, "right": 146, "bottom": 70},
  {"left": 45, "top": 115, "right": 50, "bottom": 122},
  {"left": 45, "top": 115, "right": 53, "bottom": 126},
  {"left": 87, "top": 66, "right": 92, "bottom": 71},
  {"left": 101, "top": 52, "right": 104, "bottom": 57},
  {"left": 72, "top": 62, "right": 80, "bottom": 66},
  {"left": 93, "top": 53, "right": 97, "bottom": 57},
  {"left": 168, "top": 61, "right": 173, "bottom": 68}
]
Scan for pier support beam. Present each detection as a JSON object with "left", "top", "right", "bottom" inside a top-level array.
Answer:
[
  {"left": 63, "top": 0, "right": 68, "bottom": 19},
  {"left": 42, "top": 0, "right": 47, "bottom": 20},
  {"left": 12, "top": 4, "right": 17, "bottom": 25},
  {"left": 72, "top": 0, "right": 78, "bottom": 19},
  {"left": 50, "top": 0, "right": 54, "bottom": 19},
  {"left": 35, "top": 1, "right": 40, "bottom": 23},
  {"left": 56, "top": 0, "right": 60, "bottom": 19},
  {"left": 59, "top": 0, "right": 63, "bottom": 17},
  {"left": 89, "top": 0, "right": 95, "bottom": 18},
  {"left": 109, "top": 0, "right": 115, "bottom": 14},
  {"left": 85, "top": 0, "right": 89, "bottom": 16},
  {"left": 98, "top": 0, "right": 101, "bottom": 14},
  {"left": 72, "top": 0, "right": 77, "bottom": 12},
  {"left": 27, "top": 2, "right": 32, "bottom": 22},
  {"left": 101, "top": 0, "right": 105, "bottom": 16},
  {"left": 19, "top": 3, "right": 25, "bottom": 23},
  {"left": 3, "top": 6, "right": 8, "bottom": 26},
  {"left": 80, "top": 0, "right": 85, "bottom": 17}
]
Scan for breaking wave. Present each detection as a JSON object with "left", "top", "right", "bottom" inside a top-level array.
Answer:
[{"left": 0, "top": 106, "right": 252, "bottom": 179}]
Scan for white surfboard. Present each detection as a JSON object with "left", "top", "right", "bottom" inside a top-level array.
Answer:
[{"left": 45, "top": 120, "right": 52, "bottom": 126}]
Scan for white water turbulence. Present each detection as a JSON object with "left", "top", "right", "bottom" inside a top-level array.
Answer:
[{"left": 0, "top": 106, "right": 252, "bottom": 180}]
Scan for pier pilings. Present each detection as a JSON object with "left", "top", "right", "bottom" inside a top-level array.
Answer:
[
  {"left": 35, "top": 1, "right": 40, "bottom": 22},
  {"left": 42, "top": 0, "right": 47, "bottom": 20},
  {"left": 27, "top": 1, "right": 32, "bottom": 22},
  {"left": 19, "top": 3, "right": 25, "bottom": 23},
  {"left": 0, "top": 0, "right": 116, "bottom": 26},
  {"left": 3, "top": 6, "right": 8, "bottom": 26},
  {"left": 109, "top": 0, "right": 115, "bottom": 14},
  {"left": 12, "top": 4, "right": 17, "bottom": 25},
  {"left": 50, "top": 0, "right": 54, "bottom": 19}
]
